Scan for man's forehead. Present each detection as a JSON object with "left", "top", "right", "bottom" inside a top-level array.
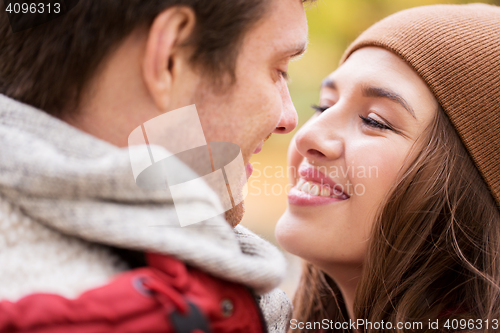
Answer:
[{"left": 250, "top": 0, "right": 308, "bottom": 54}]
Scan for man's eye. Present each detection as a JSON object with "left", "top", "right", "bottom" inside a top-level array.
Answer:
[
  {"left": 278, "top": 70, "right": 289, "bottom": 81},
  {"left": 359, "top": 115, "right": 392, "bottom": 131}
]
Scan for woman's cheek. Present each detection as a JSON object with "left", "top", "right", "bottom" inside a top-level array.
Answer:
[
  {"left": 348, "top": 143, "right": 406, "bottom": 210},
  {"left": 370, "top": 153, "right": 408, "bottom": 206}
]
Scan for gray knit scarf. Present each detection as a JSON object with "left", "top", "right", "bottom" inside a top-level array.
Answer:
[{"left": 0, "top": 94, "right": 292, "bottom": 332}]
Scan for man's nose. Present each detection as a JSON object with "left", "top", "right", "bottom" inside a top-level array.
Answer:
[
  {"left": 293, "top": 114, "right": 344, "bottom": 163},
  {"left": 273, "top": 83, "right": 298, "bottom": 134}
]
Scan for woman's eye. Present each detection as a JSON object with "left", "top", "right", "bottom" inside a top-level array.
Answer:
[
  {"left": 311, "top": 106, "right": 394, "bottom": 131},
  {"left": 359, "top": 115, "right": 392, "bottom": 131},
  {"left": 311, "top": 104, "right": 329, "bottom": 113}
]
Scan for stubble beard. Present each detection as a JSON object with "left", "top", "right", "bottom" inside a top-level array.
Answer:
[
  {"left": 194, "top": 79, "right": 246, "bottom": 228},
  {"left": 224, "top": 201, "right": 245, "bottom": 228}
]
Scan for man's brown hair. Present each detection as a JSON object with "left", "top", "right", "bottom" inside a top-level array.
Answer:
[{"left": 0, "top": 0, "right": 309, "bottom": 117}]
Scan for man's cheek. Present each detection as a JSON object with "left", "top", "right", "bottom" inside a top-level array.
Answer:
[{"left": 256, "top": 83, "right": 281, "bottom": 121}]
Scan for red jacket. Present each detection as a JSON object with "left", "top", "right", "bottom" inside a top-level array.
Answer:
[{"left": 0, "top": 253, "right": 266, "bottom": 333}]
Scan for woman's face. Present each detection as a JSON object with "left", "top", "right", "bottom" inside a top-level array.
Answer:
[{"left": 275, "top": 47, "right": 439, "bottom": 272}]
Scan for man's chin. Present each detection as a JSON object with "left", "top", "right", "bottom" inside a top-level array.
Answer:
[{"left": 224, "top": 201, "right": 245, "bottom": 227}]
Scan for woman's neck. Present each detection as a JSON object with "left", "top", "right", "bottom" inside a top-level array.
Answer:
[{"left": 323, "top": 263, "right": 362, "bottom": 326}]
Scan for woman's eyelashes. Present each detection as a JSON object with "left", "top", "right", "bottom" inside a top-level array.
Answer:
[
  {"left": 359, "top": 115, "right": 393, "bottom": 131},
  {"left": 311, "top": 105, "right": 394, "bottom": 131}
]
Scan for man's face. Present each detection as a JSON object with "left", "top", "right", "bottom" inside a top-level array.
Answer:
[{"left": 194, "top": 0, "right": 308, "bottom": 224}]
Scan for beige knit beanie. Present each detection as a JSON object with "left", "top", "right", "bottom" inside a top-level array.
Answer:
[{"left": 341, "top": 3, "right": 500, "bottom": 210}]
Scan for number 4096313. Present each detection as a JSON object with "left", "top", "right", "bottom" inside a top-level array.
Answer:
[{"left": 5, "top": 3, "right": 61, "bottom": 14}]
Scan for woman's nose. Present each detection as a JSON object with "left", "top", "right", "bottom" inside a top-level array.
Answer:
[{"left": 293, "top": 115, "right": 344, "bottom": 163}]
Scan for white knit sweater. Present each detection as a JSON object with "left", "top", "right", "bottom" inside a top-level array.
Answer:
[{"left": 0, "top": 94, "right": 292, "bottom": 332}]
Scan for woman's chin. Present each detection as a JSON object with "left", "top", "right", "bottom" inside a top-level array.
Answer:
[
  {"left": 275, "top": 209, "right": 314, "bottom": 258},
  {"left": 275, "top": 210, "right": 296, "bottom": 252},
  {"left": 276, "top": 208, "right": 360, "bottom": 267}
]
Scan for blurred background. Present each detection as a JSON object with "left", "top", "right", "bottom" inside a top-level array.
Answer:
[{"left": 240, "top": 0, "right": 500, "bottom": 297}]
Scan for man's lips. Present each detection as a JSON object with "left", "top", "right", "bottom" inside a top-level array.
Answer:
[
  {"left": 253, "top": 144, "right": 263, "bottom": 154},
  {"left": 244, "top": 163, "right": 252, "bottom": 178},
  {"left": 246, "top": 142, "right": 264, "bottom": 178}
]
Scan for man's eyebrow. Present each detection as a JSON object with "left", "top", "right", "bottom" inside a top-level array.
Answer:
[
  {"left": 362, "top": 86, "right": 416, "bottom": 119},
  {"left": 284, "top": 41, "right": 308, "bottom": 59}
]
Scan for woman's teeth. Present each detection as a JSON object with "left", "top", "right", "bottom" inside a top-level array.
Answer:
[
  {"left": 295, "top": 178, "right": 347, "bottom": 199},
  {"left": 310, "top": 184, "right": 319, "bottom": 196}
]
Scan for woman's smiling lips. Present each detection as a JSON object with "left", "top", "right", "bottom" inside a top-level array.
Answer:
[{"left": 287, "top": 165, "right": 350, "bottom": 206}]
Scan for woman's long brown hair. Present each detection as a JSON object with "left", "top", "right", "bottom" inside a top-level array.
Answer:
[{"left": 291, "top": 108, "right": 500, "bottom": 332}]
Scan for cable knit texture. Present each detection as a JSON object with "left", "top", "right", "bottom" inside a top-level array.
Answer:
[
  {"left": 0, "top": 94, "right": 292, "bottom": 332},
  {"left": 341, "top": 3, "right": 500, "bottom": 210}
]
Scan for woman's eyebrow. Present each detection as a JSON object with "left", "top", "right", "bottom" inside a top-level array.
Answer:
[
  {"left": 362, "top": 85, "right": 417, "bottom": 120},
  {"left": 320, "top": 79, "right": 417, "bottom": 120}
]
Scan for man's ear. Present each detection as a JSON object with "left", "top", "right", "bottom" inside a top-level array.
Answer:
[{"left": 142, "top": 7, "right": 196, "bottom": 111}]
